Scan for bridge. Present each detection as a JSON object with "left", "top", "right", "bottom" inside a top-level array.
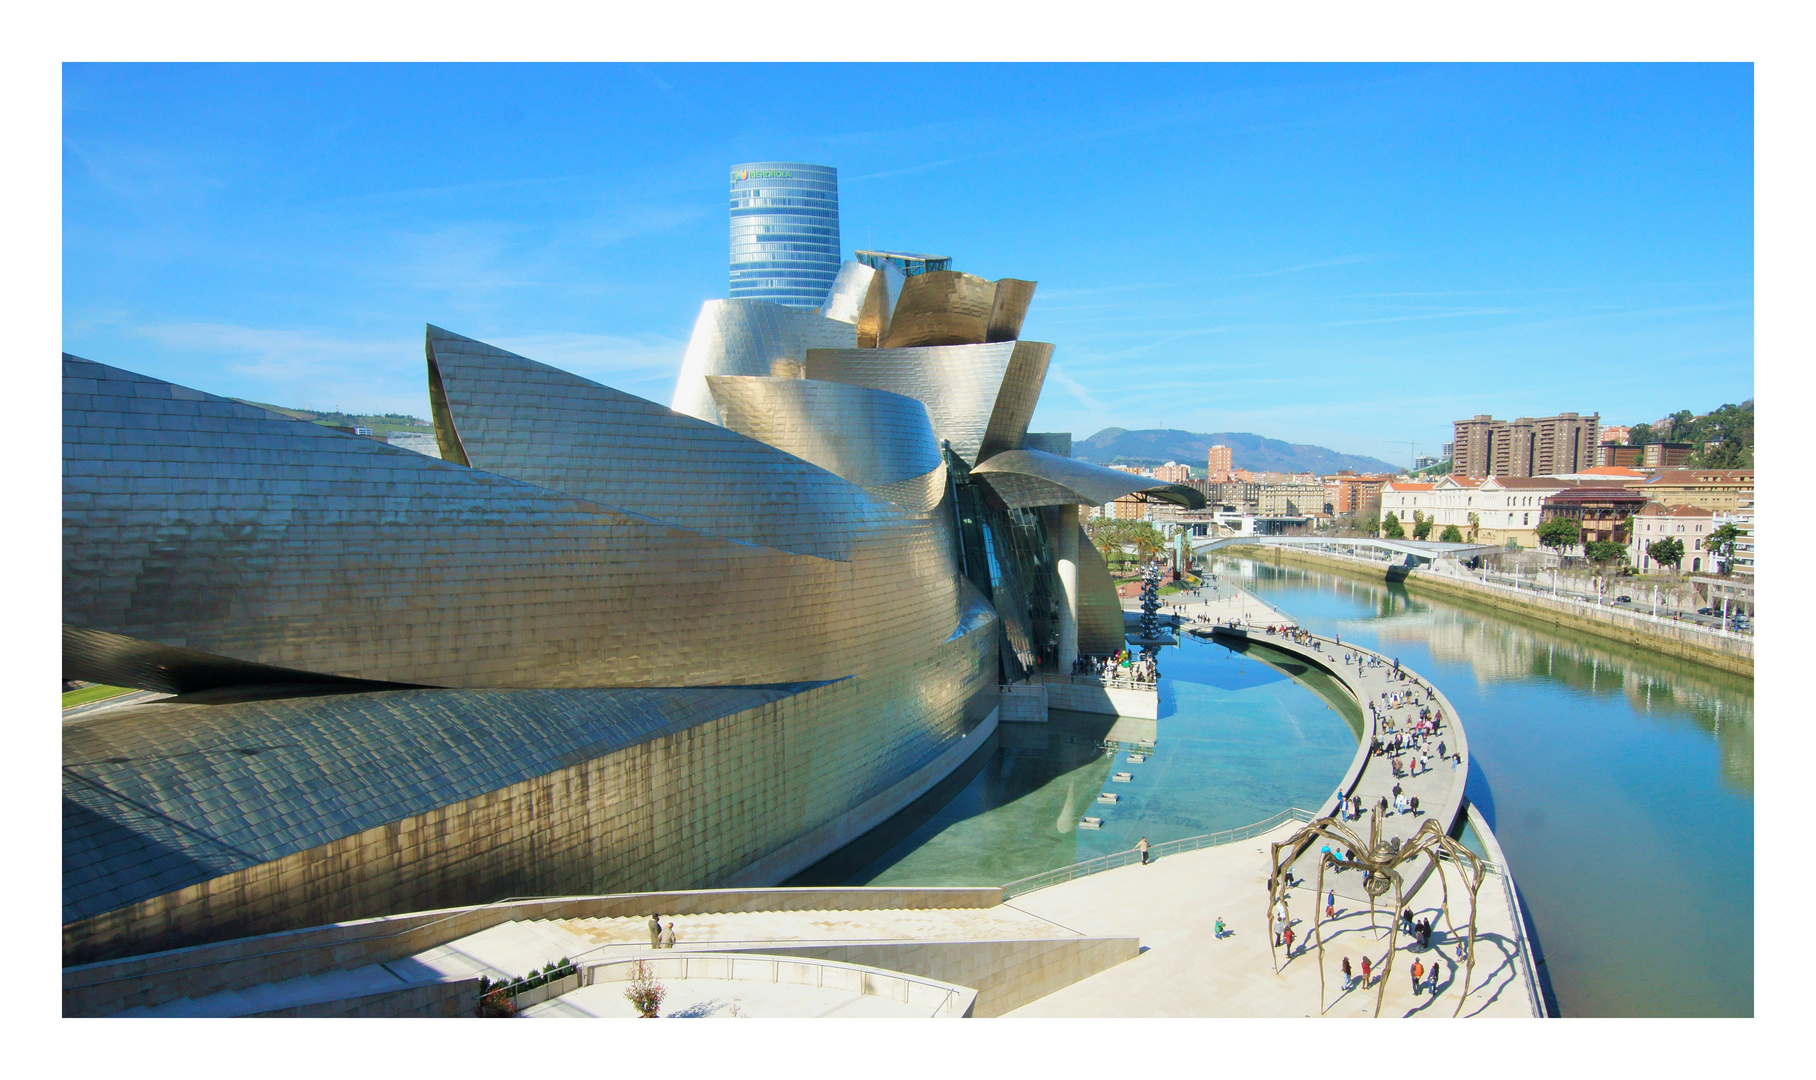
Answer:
[{"left": 1189, "top": 534, "right": 1502, "bottom": 566}]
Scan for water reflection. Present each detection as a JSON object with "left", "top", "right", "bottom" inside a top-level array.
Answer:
[
  {"left": 1233, "top": 560, "right": 1754, "bottom": 794},
  {"left": 790, "top": 633, "right": 1362, "bottom": 889},
  {"left": 1214, "top": 556, "right": 1753, "bottom": 1017}
]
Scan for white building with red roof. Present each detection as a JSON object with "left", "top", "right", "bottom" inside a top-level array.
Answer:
[{"left": 1381, "top": 474, "right": 1578, "bottom": 547}]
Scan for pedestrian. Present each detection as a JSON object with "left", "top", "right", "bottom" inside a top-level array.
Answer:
[
  {"left": 663, "top": 920, "right": 677, "bottom": 949},
  {"left": 1411, "top": 957, "right": 1424, "bottom": 996},
  {"left": 1361, "top": 955, "right": 1373, "bottom": 987},
  {"left": 648, "top": 913, "right": 662, "bottom": 948},
  {"left": 1341, "top": 955, "right": 1353, "bottom": 989},
  {"left": 1138, "top": 836, "right": 1150, "bottom": 865},
  {"left": 1214, "top": 916, "right": 1226, "bottom": 938},
  {"left": 1428, "top": 959, "right": 1441, "bottom": 995},
  {"left": 1283, "top": 925, "right": 1295, "bottom": 956},
  {"left": 1326, "top": 888, "right": 1336, "bottom": 919}
]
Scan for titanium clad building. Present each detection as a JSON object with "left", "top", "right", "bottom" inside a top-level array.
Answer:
[
  {"left": 728, "top": 162, "right": 841, "bottom": 308},
  {"left": 62, "top": 178, "right": 1206, "bottom": 970}
]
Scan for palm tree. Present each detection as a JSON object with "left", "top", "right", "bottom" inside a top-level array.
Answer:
[{"left": 1466, "top": 512, "right": 1480, "bottom": 543}]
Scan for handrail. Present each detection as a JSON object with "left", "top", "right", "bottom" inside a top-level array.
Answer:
[
  {"left": 1000, "top": 807, "right": 1319, "bottom": 899},
  {"left": 580, "top": 950, "right": 970, "bottom": 1017},
  {"left": 1465, "top": 570, "right": 1752, "bottom": 640}
]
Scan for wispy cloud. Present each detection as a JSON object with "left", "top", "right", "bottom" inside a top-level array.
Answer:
[
  {"left": 845, "top": 158, "right": 961, "bottom": 182},
  {"left": 1045, "top": 363, "right": 1105, "bottom": 411},
  {"left": 1323, "top": 308, "right": 1530, "bottom": 327},
  {"left": 1219, "top": 255, "right": 1373, "bottom": 280},
  {"left": 129, "top": 321, "right": 426, "bottom": 414}
]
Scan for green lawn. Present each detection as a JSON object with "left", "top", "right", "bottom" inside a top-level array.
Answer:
[{"left": 62, "top": 683, "right": 134, "bottom": 709}]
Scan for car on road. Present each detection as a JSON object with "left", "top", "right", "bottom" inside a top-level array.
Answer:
[
  {"left": 1614, "top": 595, "right": 1632, "bottom": 604},
  {"left": 1696, "top": 607, "right": 1714, "bottom": 616}
]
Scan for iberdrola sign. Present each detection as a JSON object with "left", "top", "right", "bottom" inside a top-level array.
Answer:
[{"left": 732, "top": 169, "right": 792, "bottom": 181}]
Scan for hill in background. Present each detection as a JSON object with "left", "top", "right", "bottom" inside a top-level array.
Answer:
[
  {"left": 234, "top": 400, "right": 432, "bottom": 437},
  {"left": 1076, "top": 428, "right": 1402, "bottom": 476}
]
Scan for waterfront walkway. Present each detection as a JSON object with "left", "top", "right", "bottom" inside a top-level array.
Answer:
[
  {"left": 1129, "top": 577, "right": 1288, "bottom": 627},
  {"left": 1004, "top": 819, "right": 1535, "bottom": 1017},
  {"left": 1004, "top": 599, "right": 1536, "bottom": 1016}
]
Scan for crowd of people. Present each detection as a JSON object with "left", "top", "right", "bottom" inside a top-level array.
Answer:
[{"left": 1072, "top": 649, "right": 1157, "bottom": 684}]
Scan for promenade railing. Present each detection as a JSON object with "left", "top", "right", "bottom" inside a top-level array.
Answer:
[
  {"left": 1254, "top": 542, "right": 1753, "bottom": 648},
  {"left": 1000, "top": 807, "right": 1319, "bottom": 899}
]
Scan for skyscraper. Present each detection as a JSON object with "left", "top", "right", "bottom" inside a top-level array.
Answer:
[{"left": 728, "top": 162, "right": 841, "bottom": 309}]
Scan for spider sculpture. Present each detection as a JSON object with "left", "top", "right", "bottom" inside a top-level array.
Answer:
[{"left": 1265, "top": 804, "right": 1488, "bottom": 1017}]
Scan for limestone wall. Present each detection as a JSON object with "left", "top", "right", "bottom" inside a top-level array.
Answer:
[
  {"left": 1036, "top": 675, "right": 1159, "bottom": 720},
  {"left": 746, "top": 936, "right": 1140, "bottom": 1017},
  {"left": 64, "top": 887, "right": 1005, "bottom": 1017}
]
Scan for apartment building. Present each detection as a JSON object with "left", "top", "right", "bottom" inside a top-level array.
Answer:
[
  {"left": 1635, "top": 469, "right": 1755, "bottom": 513},
  {"left": 1452, "top": 412, "right": 1600, "bottom": 477}
]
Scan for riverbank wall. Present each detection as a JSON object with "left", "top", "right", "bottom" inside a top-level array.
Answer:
[{"left": 1237, "top": 546, "right": 1753, "bottom": 679}]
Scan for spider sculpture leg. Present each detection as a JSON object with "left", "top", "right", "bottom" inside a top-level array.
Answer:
[
  {"left": 1314, "top": 851, "right": 1329, "bottom": 1011},
  {"left": 1373, "top": 869, "right": 1403, "bottom": 1018}
]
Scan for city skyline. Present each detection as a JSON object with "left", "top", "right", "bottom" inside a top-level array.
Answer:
[{"left": 62, "top": 63, "right": 1754, "bottom": 463}]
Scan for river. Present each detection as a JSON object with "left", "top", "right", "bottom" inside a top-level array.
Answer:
[{"left": 790, "top": 556, "right": 1753, "bottom": 1017}]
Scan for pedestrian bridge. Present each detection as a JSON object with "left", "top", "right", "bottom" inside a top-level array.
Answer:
[{"left": 1189, "top": 535, "right": 1502, "bottom": 566}]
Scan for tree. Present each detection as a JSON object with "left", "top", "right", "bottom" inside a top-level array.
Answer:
[
  {"left": 1466, "top": 512, "right": 1480, "bottom": 543},
  {"left": 1647, "top": 535, "right": 1684, "bottom": 572},
  {"left": 1412, "top": 511, "right": 1433, "bottom": 540},
  {"left": 1625, "top": 422, "right": 1656, "bottom": 447},
  {"left": 1584, "top": 540, "right": 1628, "bottom": 575},
  {"left": 1358, "top": 497, "right": 1382, "bottom": 537},
  {"left": 1086, "top": 519, "right": 1167, "bottom": 572},
  {"left": 1703, "top": 523, "right": 1743, "bottom": 574},
  {"left": 1439, "top": 524, "right": 1463, "bottom": 543},
  {"left": 1381, "top": 512, "right": 1405, "bottom": 540},
  {"left": 1537, "top": 516, "right": 1580, "bottom": 554}
]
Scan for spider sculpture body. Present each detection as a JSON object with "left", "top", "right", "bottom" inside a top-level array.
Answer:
[{"left": 1266, "top": 804, "right": 1487, "bottom": 1017}]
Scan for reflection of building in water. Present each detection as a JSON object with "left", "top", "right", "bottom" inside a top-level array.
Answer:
[{"left": 1211, "top": 559, "right": 1754, "bottom": 794}]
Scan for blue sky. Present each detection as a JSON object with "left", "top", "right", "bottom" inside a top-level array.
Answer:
[{"left": 62, "top": 63, "right": 1754, "bottom": 464}]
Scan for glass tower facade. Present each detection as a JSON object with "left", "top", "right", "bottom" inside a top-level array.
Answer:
[{"left": 729, "top": 162, "right": 840, "bottom": 309}]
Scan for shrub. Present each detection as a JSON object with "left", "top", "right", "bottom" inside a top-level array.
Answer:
[{"left": 625, "top": 960, "right": 666, "bottom": 1018}]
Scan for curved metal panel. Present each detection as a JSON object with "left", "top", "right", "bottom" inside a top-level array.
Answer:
[
  {"left": 978, "top": 340, "right": 1053, "bottom": 462},
  {"left": 429, "top": 326, "right": 886, "bottom": 561},
  {"left": 1075, "top": 525, "right": 1127, "bottom": 656},
  {"left": 61, "top": 682, "right": 824, "bottom": 926},
  {"left": 972, "top": 447, "right": 1176, "bottom": 507},
  {"left": 63, "top": 587, "right": 999, "bottom": 957},
  {"left": 803, "top": 341, "right": 1018, "bottom": 465},
  {"left": 857, "top": 256, "right": 905, "bottom": 348},
  {"left": 670, "top": 299, "right": 856, "bottom": 425},
  {"left": 704, "top": 375, "right": 940, "bottom": 489},
  {"left": 986, "top": 278, "right": 1038, "bottom": 342},
  {"left": 881, "top": 270, "right": 999, "bottom": 348},
  {"left": 63, "top": 355, "right": 962, "bottom": 692},
  {"left": 865, "top": 464, "right": 948, "bottom": 515},
  {"left": 819, "top": 260, "right": 875, "bottom": 324}
]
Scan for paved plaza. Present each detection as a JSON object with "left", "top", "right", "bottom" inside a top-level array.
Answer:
[{"left": 1004, "top": 821, "right": 1535, "bottom": 1017}]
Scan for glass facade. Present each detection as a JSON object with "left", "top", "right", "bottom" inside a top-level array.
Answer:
[
  {"left": 729, "top": 162, "right": 841, "bottom": 309},
  {"left": 856, "top": 249, "right": 953, "bottom": 277}
]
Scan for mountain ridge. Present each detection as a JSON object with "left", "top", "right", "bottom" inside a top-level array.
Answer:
[{"left": 1074, "top": 428, "right": 1401, "bottom": 476}]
